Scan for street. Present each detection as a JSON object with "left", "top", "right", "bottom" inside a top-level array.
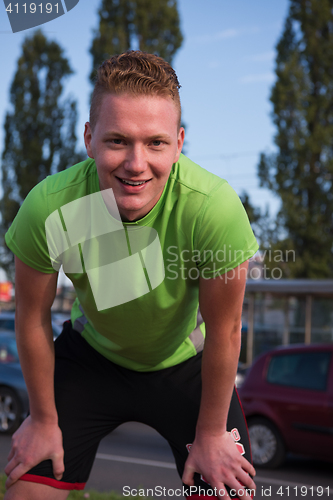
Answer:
[{"left": 1, "top": 422, "right": 332, "bottom": 499}]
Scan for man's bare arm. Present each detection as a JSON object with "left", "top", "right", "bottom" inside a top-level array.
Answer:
[
  {"left": 182, "top": 261, "right": 256, "bottom": 499},
  {"left": 5, "top": 257, "right": 64, "bottom": 489}
]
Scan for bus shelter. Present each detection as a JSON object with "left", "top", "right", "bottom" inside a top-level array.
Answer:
[{"left": 243, "top": 280, "right": 333, "bottom": 366}]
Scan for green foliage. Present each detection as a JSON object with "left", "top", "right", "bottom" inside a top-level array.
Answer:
[
  {"left": 0, "top": 30, "right": 85, "bottom": 279},
  {"left": 240, "top": 192, "right": 263, "bottom": 227},
  {"left": 0, "top": 475, "right": 150, "bottom": 500},
  {"left": 0, "top": 475, "right": 5, "bottom": 497},
  {"left": 67, "top": 489, "right": 146, "bottom": 499},
  {"left": 258, "top": 0, "right": 333, "bottom": 278},
  {"left": 240, "top": 192, "right": 275, "bottom": 251},
  {"left": 89, "top": 0, "right": 183, "bottom": 82}
]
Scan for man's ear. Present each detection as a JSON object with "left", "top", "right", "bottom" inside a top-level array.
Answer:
[
  {"left": 174, "top": 127, "right": 185, "bottom": 163},
  {"left": 84, "top": 122, "right": 94, "bottom": 159}
]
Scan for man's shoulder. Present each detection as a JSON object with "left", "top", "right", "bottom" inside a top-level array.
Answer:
[
  {"left": 167, "top": 154, "right": 250, "bottom": 229},
  {"left": 45, "top": 158, "right": 97, "bottom": 197},
  {"left": 164, "top": 154, "right": 233, "bottom": 229},
  {"left": 25, "top": 158, "right": 99, "bottom": 216},
  {"left": 172, "top": 154, "right": 227, "bottom": 197}
]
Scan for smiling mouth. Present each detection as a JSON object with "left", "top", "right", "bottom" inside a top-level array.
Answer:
[{"left": 118, "top": 178, "right": 151, "bottom": 186}]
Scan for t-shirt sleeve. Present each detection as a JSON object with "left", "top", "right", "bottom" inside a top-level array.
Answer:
[
  {"left": 195, "top": 181, "right": 259, "bottom": 278},
  {"left": 5, "top": 179, "right": 57, "bottom": 273}
]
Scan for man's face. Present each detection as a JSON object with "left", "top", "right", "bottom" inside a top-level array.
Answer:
[{"left": 84, "top": 93, "right": 185, "bottom": 222}]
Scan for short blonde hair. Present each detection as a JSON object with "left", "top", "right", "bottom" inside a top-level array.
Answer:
[{"left": 90, "top": 51, "right": 182, "bottom": 130}]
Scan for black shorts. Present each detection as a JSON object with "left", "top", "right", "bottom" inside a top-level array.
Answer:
[{"left": 21, "top": 321, "right": 252, "bottom": 494}]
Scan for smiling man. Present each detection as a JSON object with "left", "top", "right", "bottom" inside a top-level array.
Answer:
[
  {"left": 4, "top": 51, "right": 258, "bottom": 500},
  {"left": 84, "top": 91, "right": 184, "bottom": 221}
]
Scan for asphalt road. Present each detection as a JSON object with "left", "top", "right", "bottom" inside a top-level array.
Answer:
[{"left": 1, "top": 422, "right": 333, "bottom": 499}]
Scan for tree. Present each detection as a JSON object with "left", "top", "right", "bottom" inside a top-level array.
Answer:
[
  {"left": 0, "top": 30, "right": 84, "bottom": 279},
  {"left": 89, "top": 0, "right": 183, "bottom": 82},
  {"left": 240, "top": 192, "right": 273, "bottom": 249},
  {"left": 258, "top": 0, "right": 333, "bottom": 278}
]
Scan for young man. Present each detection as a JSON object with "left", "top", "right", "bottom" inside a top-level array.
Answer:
[{"left": 4, "top": 51, "right": 258, "bottom": 500}]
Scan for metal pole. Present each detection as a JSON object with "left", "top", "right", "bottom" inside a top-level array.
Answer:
[
  {"left": 247, "top": 294, "right": 255, "bottom": 366},
  {"left": 283, "top": 296, "right": 290, "bottom": 345},
  {"left": 305, "top": 294, "right": 312, "bottom": 344}
]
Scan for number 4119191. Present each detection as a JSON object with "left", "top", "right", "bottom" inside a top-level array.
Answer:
[
  {"left": 6, "top": 3, "right": 59, "bottom": 14},
  {"left": 277, "top": 486, "right": 330, "bottom": 496}
]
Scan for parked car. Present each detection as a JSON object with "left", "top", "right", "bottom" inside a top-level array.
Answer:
[
  {"left": 0, "top": 311, "right": 63, "bottom": 338},
  {"left": 0, "top": 330, "right": 29, "bottom": 434},
  {"left": 238, "top": 343, "right": 333, "bottom": 468}
]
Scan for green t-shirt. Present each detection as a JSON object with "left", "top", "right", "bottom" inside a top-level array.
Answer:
[{"left": 6, "top": 154, "right": 258, "bottom": 371}]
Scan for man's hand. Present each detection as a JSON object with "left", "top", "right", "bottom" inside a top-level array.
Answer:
[
  {"left": 182, "top": 430, "right": 256, "bottom": 500},
  {"left": 5, "top": 416, "right": 64, "bottom": 489}
]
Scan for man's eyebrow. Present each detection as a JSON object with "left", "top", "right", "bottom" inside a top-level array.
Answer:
[
  {"left": 102, "top": 132, "right": 127, "bottom": 139},
  {"left": 148, "top": 134, "right": 171, "bottom": 141},
  {"left": 101, "top": 132, "right": 172, "bottom": 141}
]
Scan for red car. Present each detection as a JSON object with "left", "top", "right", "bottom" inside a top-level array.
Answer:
[{"left": 238, "top": 343, "right": 333, "bottom": 468}]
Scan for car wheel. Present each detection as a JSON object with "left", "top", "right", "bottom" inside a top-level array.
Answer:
[
  {"left": 0, "top": 387, "right": 22, "bottom": 434},
  {"left": 248, "top": 417, "right": 286, "bottom": 468}
]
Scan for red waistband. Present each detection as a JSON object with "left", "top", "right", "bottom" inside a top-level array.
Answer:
[{"left": 20, "top": 474, "right": 85, "bottom": 490}]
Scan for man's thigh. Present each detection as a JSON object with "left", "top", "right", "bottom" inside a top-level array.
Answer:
[{"left": 4, "top": 480, "right": 69, "bottom": 500}]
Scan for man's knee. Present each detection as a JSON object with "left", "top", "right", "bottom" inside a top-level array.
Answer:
[{"left": 4, "top": 480, "right": 70, "bottom": 500}]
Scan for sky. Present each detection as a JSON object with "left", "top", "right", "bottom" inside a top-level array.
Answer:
[{"left": 0, "top": 0, "right": 290, "bottom": 216}]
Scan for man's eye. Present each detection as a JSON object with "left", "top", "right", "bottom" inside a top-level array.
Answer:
[
  {"left": 112, "top": 139, "right": 123, "bottom": 145},
  {"left": 151, "top": 140, "right": 162, "bottom": 147}
]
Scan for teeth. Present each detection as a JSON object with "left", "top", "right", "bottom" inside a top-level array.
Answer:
[{"left": 121, "top": 179, "right": 148, "bottom": 186}]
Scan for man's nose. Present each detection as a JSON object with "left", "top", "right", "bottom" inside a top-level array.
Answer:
[{"left": 124, "top": 145, "right": 147, "bottom": 174}]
